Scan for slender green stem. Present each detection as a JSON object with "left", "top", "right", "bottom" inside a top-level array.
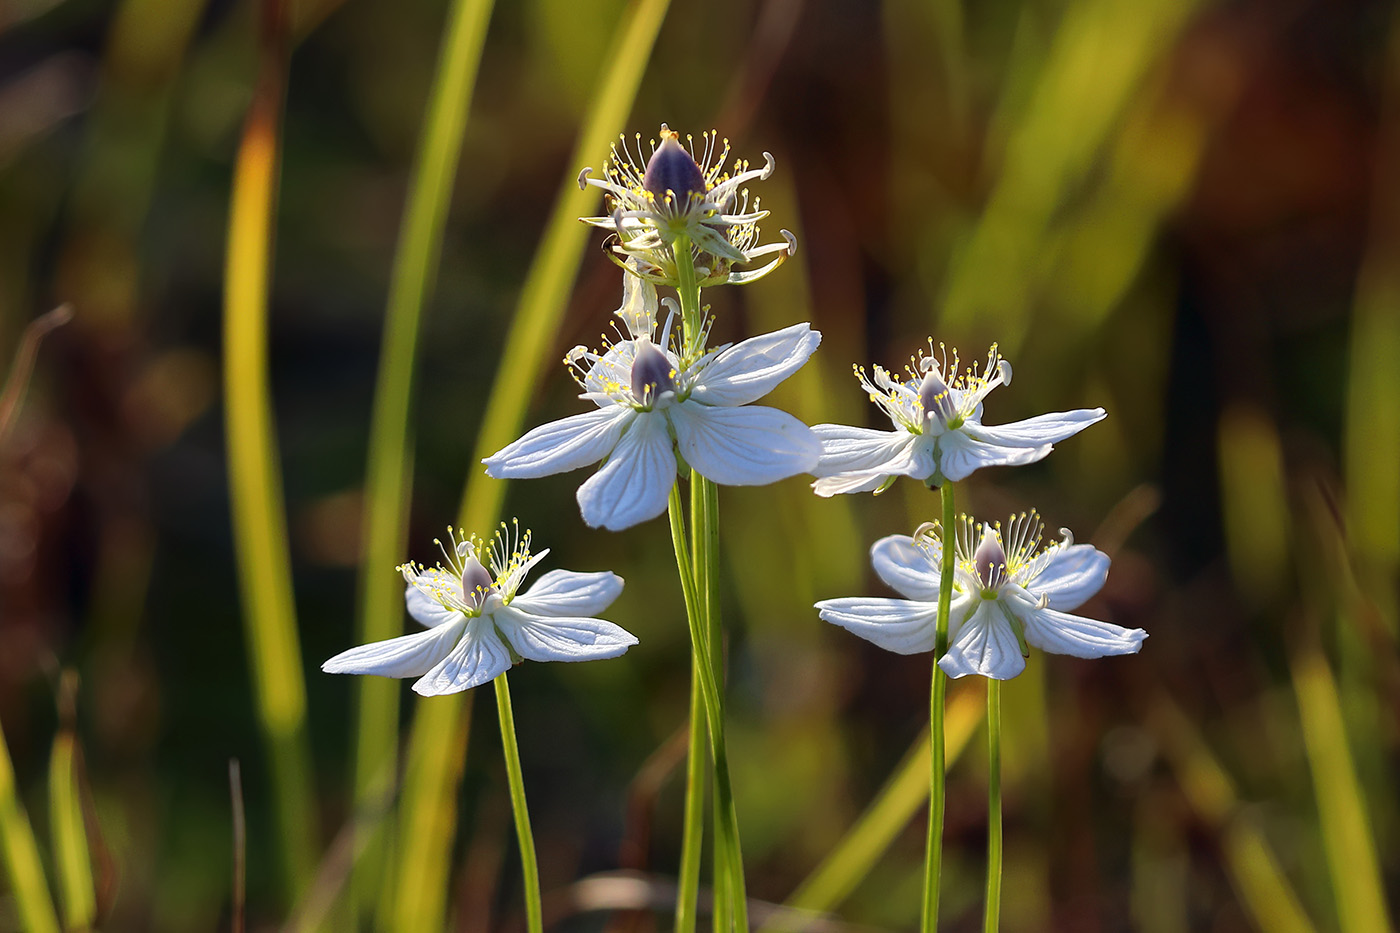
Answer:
[
  {"left": 675, "top": 661, "right": 706, "bottom": 933},
  {"left": 0, "top": 719, "right": 59, "bottom": 933},
  {"left": 667, "top": 485, "right": 747, "bottom": 932},
  {"left": 922, "top": 481, "right": 957, "bottom": 932},
  {"left": 495, "top": 673, "right": 543, "bottom": 933},
  {"left": 984, "top": 679, "right": 1003, "bottom": 933}
]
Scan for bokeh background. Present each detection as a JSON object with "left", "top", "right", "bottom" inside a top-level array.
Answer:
[{"left": 1, "top": 0, "right": 1398, "bottom": 930}]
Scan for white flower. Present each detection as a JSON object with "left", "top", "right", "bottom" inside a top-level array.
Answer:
[
  {"left": 810, "top": 342, "right": 1107, "bottom": 494},
  {"left": 483, "top": 319, "right": 823, "bottom": 531},
  {"left": 578, "top": 124, "right": 796, "bottom": 287},
  {"left": 815, "top": 511, "right": 1146, "bottom": 680},
  {"left": 323, "top": 522, "right": 635, "bottom": 696}
]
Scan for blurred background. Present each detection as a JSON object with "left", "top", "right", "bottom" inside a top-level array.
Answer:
[{"left": 1, "top": 0, "right": 1397, "bottom": 930}]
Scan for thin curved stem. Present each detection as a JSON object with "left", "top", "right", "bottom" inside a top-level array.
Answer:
[
  {"left": 922, "top": 481, "right": 957, "bottom": 932},
  {"left": 495, "top": 673, "right": 543, "bottom": 933},
  {"left": 984, "top": 678, "right": 1003, "bottom": 933},
  {"left": 675, "top": 663, "right": 706, "bottom": 933}
]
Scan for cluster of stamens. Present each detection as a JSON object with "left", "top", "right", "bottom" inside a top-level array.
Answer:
[
  {"left": 913, "top": 510, "right": 1067, "bottom": 601},
  {"left": 855, "top": 341, "right": 1013, "bottom": 433},
  {"left": 398, "top": 520, "right": 536, "bottom": 616}
]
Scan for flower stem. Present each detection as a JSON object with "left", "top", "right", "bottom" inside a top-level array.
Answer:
[
  {"left": 922, "top": 481, "right": 957, "bottom": 932},
  {"left": 675, "top": 660, "right": 706, "bottom": 933},
  {"left": 495, "top": 673, "right": 543, "bottom": 933},
  {"left": 984, "top": 679, "right": 1003, "bottom": 933},
  {"left": 668, "top": 484, "right": 747, "bottom": 932}
]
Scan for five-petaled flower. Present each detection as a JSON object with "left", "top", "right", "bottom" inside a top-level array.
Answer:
[
  {"left": 483, "top": 304, "right": 823, "bottom": 530},
  {"left": 810, "top": 342, "right": 1107, "bottom": 495},
  {"left": 579, "top": 124, "right": 795, "bottom": 287},
  {"left": 815, "top": 511, "right": 1146, "bottom": 680},
  {"left": 323, "top": 522, "right": 635, "bottom": 696}
]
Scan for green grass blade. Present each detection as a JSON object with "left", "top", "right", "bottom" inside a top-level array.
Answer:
[
  {"left": 0, "top": 719, "right": 60, "bottom": 933},
  {"left": 767, "top": 686, "right": 983, "bottom": 925},
  {"left": 222, "top": 5, "right": 318, "bottom": 898},
  {"left": 48, "top": 674, "right": 95, "bottom": 931},
  {"left": 351, "top": 0, "right": 495, "bottom": 916},
  {"left": 390, "top": 7, "right": 670, "bottom": 928},
  {"left": 1291, "top": 647, "right": 1394, "bottom": 933}
]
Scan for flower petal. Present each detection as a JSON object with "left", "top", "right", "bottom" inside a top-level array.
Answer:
[
  {"left": 938, "top": 600, "right": 1027, "bottom": 680},
  {"left": 484, "top": 407, "right": 634, "bottom": 479},
  {"left": 870, "top": 534, "right": 942, "bottom": 601},
  {"left": 811, "top": 469, "right": 895, "bottom": 497},
  {"left": 810, "top": 425, "right": 918, "bottom": 478},
  {"left": 492, "top": 604, "right": 638, "bottom": 663},
  {"left": 963, "top": 408, "right": 1107, "bottom": 448},
  {"left": 405, "top": 570, "right": 461, "bottom": 628},
  {"left": 322, "top": 618, "right": 466, "bottom": 680},
  {"left": 1018, "top": 602, "right": 1147, "bottom": 660},
  {"left": 688, "top": 323, "right": 822, "bottom": 407},
  {"left": 511, "top": 569, "right": 625, "bottom": 617},
  {"left": 1024, "top": 544, "right": 1110, "bottom": 611},
  {"left": 411, "top": 617, "right": 513, "bottom": 696},
  {"left": 577, "top": 412, "right": 676, "bottom": 530},
  {"left": 936, "top": 430, "right": 1050, "bottom": 482},
  {"left": 671, "top": 402, "right": 820, "bottom": 485},
  {"left": 815, "top": 597, "right": 938, "bottom": 655}
]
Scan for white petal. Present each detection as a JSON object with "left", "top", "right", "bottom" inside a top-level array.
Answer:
[
  {"left": 577, "top": 412, "right": 676, "bottom": 530},
  {"left": 938, "top": 600, "right": 1026, "bottom": 680},
  {"left": 870, "top": 535, "right": 942, "bottom": 601},
  {"left": 963, "top": 408, "right": 1107, "bottom": 448},
  {"left": 405, "top": 571, "right": 461, "bottom": 628},
  {"left": 492, "top": 604, "right": 638, "bottom": 663},
  {"left": 688, "top": 323, "right": 821, "bottom": 407},
  {"left": 809, "top": 425, "right": 918, "bottom": 478},
  {"left": 671, "top": 402, "right": 820, "bottom": 486},
  {"left": 483, "top": 407, "right": 634, "bottom": 479},
  {"left": 323, "top": 618, "right": 466, "bottom": 679},
  {"left": 584, "top": 342, "right": 638, "bottom": 397},
  {"left": 511, "top": 569, "right": 625, "bottom": 617},
  {"left": 815, "top": 597, "right": 938, "bottom": 655},
  {"left": 811, "top": 470, "right": 894, "bottom": 497},
  {"left": 411, "top": 617, "right": 513, "bottom": 696},
  {"left": 936, "top": 430, "right": 1050, "bottom": 482},
  {"left": 1024, "top": 544, "right": 1110, "bottom": 611},
  {"left": 1019, "top": 603, "right": 1147, "bottom": 660}
]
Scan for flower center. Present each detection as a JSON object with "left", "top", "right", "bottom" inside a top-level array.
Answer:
[
  {"left": 918, "top": 364, "right": 960, "bottom": 429},
  {"left": 973, "top": 527, "right": 1008, "bottom": 595},
  {"left": 643, "top": 132, "right": 707, "bottom": 209},
  {"left": 630, "top": 338, "right": 676, "bottom": 405},
  {"left": 461, "top": 554, "right": 497, "bottom": 610}
]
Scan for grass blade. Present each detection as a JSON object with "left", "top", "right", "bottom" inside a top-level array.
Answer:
[
  {"left": 0, "top": 719, "right": 60, "bottom": 933},
  {"left": 222, "top": 0, "right": 318, "bottom": 898},
  {"left": 48, "top": 673, "right": 95, "bottom": 932}
]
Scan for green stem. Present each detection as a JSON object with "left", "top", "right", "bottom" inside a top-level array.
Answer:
[
  {"left": 922, "top": 481, "right": 956, "bottom": 932},
  {"left": 984, "top": 679, "right": 1003, "bottom": 933},
  {"left": 675, "top": 661, "right": 706, "bottom": 933},
  {"left": 667, "top": 485, "right": 747, "bottom": 932},
  {"left": 0, "top": 718, "right": 59, "bottom": 933},
  {"left": 495, "top": 673, "right": 543, "bottom": 933}
]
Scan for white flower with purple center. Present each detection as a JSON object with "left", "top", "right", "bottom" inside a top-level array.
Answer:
[
  {"left": 815, "top": 511, "right": 1146, "bottom": 680},
  {"left": 323, "top": 523, "right": 635, "bottom": 696},
  {"left": 810, "top": 342, "right": 1107, "bottom": 495},
  {"left": 579, "top": 124, "right": 795, "bottom": 287},
  {"left": 483, "top": 312, "right": 823, "bottom": 531}
]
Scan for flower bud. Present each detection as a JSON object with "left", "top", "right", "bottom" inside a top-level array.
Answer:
[
  {"left": 630, "top": 338, "right": 676, "bottom": 404},
  {"left": 918, "top": 364, "right": 957, "bottom": 427},
  {"left": 643, "top": 130, "right": 706, "bottom": 207},
  {"left": 461, "top": 553, "right": 497, "bottom": 610},
  {"left": 974, "top": 526, "right": 1007, "bottom": 593}
]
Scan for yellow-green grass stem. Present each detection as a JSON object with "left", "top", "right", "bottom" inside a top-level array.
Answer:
[
  {"left": 494, "top": 673, "right": 543, "bottom": 933},
  {"left": 389, "top": 4, "right": 670, "bottom": 928},
  {"left": 48, "top": 674, "right": 94, "bottom": 932},
  {"left": 675, "top": 660, "right": 707, "bottom": 933},
  {"left": 351, "top": 0, "right": 494, "bottom": 914},
  {"left": 0, "top": 719, "right": 59, "bottom": 933},
  {"left": 983, "top": 679, "right": 1003, "bottom": 933},
  {"left": 668, "top": 484, "right": 747, "bottom": 932},
  {"left": 923, "top": 480, "right": 956, "bottom": 932},
  {"left": 222, "top": 8, "right": 318, "bottom": 895}
]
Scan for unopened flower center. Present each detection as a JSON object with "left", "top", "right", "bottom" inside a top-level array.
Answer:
[
  {"left": 974, "top": 529, "right": 1008, "bottom": 595},
  {"left": 643, "top": 133, "right": 707, "bottom": 208},
  {"left": 461, "top": 554, "right": 497, "bottom": 610},
  {"left": 630, "top": 338, "right": 676, "bottom": 405}
]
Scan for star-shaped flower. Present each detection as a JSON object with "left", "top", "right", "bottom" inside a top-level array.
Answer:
[
  {"left": 323, "top": 523, "right": 635, "bottom": 696},
  {"left": 810, "top": 342, "right": 1107, "bottom": 494},
  {"left": 579, "top": 124, "right": 795, "bottom": 287},
  {"left": 483, "top": 312, "right": 822, "bottom": 530},
  {"left": 815, "top": 511, "right": 1145, "bottom": 680}
]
